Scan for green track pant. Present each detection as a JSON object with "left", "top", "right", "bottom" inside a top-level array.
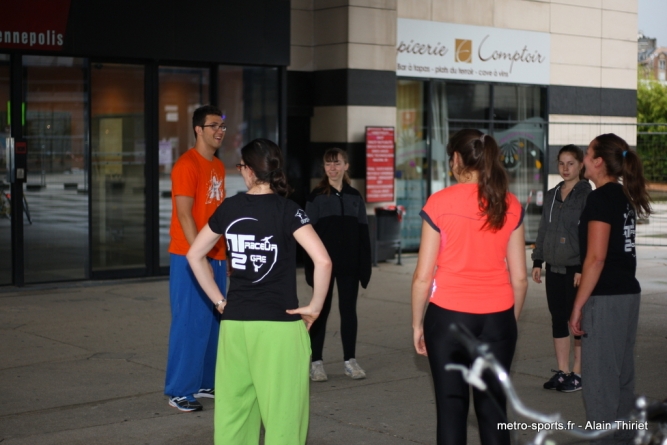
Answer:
[{"left": 214, "top": 320, "right": 311, "bottom": 444}]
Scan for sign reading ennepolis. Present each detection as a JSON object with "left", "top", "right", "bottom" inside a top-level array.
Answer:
[
  {"left": 0, "top": 0, "right": 71, "bottom": 51},
  {"left": 397, "top": 19, "right": 550, "bottom": 85}
]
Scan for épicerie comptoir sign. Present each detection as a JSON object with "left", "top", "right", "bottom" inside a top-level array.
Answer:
[{"left": 397, "top": 19, "right": 550, "bottom": 85}]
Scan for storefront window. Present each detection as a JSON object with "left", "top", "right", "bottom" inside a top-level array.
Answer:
[
  {"left": 401, "top": 78, "right": 546, "bottom": 247},
  {"left": 23, "top": 56, "right": 89, "bottom": 283},
  {"left": 429, "top": 81, "right": 491, "bottom": 194},
  {"left": 396, "top": 80, "right": 427, "bottom": 249},
  {"left": 158, "top": 66, "right": 210, "bottom": 267},
  {"left": 218, "top": 66, "right": 278, "bottom": 197},
  {"left": 91, "top": 63, "right": 146, "bottom": 272}
]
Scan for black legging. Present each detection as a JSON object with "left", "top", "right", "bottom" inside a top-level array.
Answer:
[
  {"left": 424, "top": 303, "right": 517, "bottom": 445},
  {"left": 545, "top": 265, "right": 581, "bottom": 339},
  {"left": 309, "top": 274, "right": 359, "bottom": 362}
]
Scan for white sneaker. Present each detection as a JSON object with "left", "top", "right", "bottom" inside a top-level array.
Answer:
[
  {"left": 310, "top": 360, "right": 328, "bottom": 382},
  {"left": 344, "top": 358, "right": 366, "bottom": 380}
]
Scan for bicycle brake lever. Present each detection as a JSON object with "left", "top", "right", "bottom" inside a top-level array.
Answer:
[{"left": 445, "top": 357, "right": 488, "bottom": 391}]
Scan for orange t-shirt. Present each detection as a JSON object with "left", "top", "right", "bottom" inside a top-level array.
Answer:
[
  {"left": 168, "top": 148, "right": 226, "bottom": 259},
  {"left": 420, "top": 183, "right": 523, "bottom": 314}
]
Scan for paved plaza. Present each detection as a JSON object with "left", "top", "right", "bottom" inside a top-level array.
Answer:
[{"left": 1, "top": 248, "right": 666, "bottom": 444}]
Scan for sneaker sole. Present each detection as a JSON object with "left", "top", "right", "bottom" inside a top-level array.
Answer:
[
  {"left": 310, "top": 376, "right": 328, "bottom": 382},
  {"left": 558, "top": 387, "right": 582, "bottom": 393},
  {"left": 345, "top": 372, "right": 366, "bottom": 380},
  {"left": 168, "top": 399, "right": 202, "bottom": 412}
]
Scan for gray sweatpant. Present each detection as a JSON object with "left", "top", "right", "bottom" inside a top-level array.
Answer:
[{"left": 581, "top": 293, "right": 641, "bottom": 445}]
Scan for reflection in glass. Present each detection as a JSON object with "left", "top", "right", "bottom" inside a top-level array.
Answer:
[
  {"left": 0, "top": 55, "right": 10, "bottom": 284},
  {"left": 218, "top": 66, "right": 278, "bottom": 197},
  {"left": 396, "top": 80, "right": 427, "bottom": 249},
  {"left": 493, "top": 85, "right": 545, "bottom": 241},
  {"left": 91, "top": 63, "right": 145, "bottom": 271},
  {"left": 411, "top": 80, "right": 546, "bottom": 245},
  {"left": 23, "top": 56, "right": 89, "bottom": 283},
  {"left": 158, "top": 67, "right": 210, "bottom": 267}
]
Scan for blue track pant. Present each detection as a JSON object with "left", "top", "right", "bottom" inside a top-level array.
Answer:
[{"left": 165, "top": 254, "right": 226, "bottom": 398}]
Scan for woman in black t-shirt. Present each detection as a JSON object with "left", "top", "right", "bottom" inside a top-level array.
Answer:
[
  {"left": 187, "top": 139, "right": 332, "bottom": 445},
  {"left": 569, "top": 133, "right": 652, "bottom": 442}
]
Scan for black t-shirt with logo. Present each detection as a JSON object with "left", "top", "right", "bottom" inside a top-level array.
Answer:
[
  {"left": 578, "top": 182, "right": 640, "bottom": 296},
  {"left": 208, "top": 193, "right": 311, "bottom": 321}
]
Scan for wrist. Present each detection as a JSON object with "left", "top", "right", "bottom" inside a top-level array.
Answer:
[{"left": 215, "top": 298, "right": 226, "bottom": 309}]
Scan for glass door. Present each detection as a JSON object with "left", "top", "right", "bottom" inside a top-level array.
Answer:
[
  {"left": 23, "top": 56, "right": 89, "bottom": 283},
  {"left": 158, "top": 66, "right": 210, "bottom": 267},
  {"left": 91, "top": 63, "right": 146, "bottom": 273},
  {"left": 0, "top": 54, "right": 10, "bottom": 285}
]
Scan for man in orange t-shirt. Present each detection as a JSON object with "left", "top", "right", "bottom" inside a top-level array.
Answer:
[{"left": 165, "top": 105, "right": 227, "bottom": 412}]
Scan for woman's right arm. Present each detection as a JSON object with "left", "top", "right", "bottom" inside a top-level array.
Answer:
[
  {"left": 531, "top": 192, "right": 549, "bottom": 283},
  {"left": 411, "top": 221, "right": 440, "bottom": 357},
  {"left": 286, "top": 225, "right": 332, "bottom": 330},
  {"left": 506, "top": 222, "right": 528, "bottom": 320},
  {"left": 186, "top": 224, "right": 227, "bottom": 313}
]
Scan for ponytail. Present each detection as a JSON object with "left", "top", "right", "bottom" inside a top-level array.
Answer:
[
  {"left": 478, "top": 136, "right": 509, "bottom": 231},
  {"left": 447, "top": 129, "right": 509, "bottom": 231},
  {"left": 590, "top": 134, "right": 652, "bottom": 219},
  {"left": 268, "top": 167, "right": 290, "bottom": 197},
  {"left": 621, "top": 150, "right": 652, "bottom": 218},
  {"left": 240, "top": 139, "right": 292, "bottom": 197}
]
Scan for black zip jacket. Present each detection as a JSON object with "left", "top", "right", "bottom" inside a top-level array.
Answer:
[{"left": 304, "top": 183, "right": 372, "bottom": 288}]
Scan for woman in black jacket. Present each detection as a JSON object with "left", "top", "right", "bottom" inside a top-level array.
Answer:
[{"left": 305, "top": 147, "right": 372, "bottom": 381}]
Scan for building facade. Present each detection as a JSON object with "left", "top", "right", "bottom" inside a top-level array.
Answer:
[
  {"left": 288, "top": 0, "right": 638, "bottom": 248},
  {"left": 1, "top": 0, "right": 638, "bottom": 285}
]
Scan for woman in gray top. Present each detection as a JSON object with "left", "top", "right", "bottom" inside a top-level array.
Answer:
[{"left": 532, "top": 144, "right": 591, "bottom": 393}]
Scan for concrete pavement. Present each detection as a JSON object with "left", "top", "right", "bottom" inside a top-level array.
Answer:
[{"left": 1, "top": 247, "right": 666, "bottom": 444}]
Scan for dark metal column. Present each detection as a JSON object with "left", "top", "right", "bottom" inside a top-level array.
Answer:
[{"left": 144, "top": 62, "right": 160, "bottom": 276}]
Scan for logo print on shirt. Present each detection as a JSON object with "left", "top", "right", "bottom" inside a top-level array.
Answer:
[
  {"left": 206, "top": 171, "right": 224, "bottom": 204},
  {"left": 225, "top": 218, "right": 278, "bottom": 282},
  {"left": 623, "top": 206, "right": 636, "bottom": 255},
  {"left": 295, "top": 209, "right": 310, "bottom": 224}
]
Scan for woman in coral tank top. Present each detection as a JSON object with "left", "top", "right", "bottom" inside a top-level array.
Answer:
[{"left": 411, "top": 129, "right": 528, "bottom": 445}]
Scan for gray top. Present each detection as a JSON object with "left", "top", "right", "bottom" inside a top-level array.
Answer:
[{"left": 532, "top": 179, "right": 592, "bottom": 273}]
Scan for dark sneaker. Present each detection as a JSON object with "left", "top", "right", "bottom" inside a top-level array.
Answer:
[
  {"left": 194, "top": 388, "right": 214, "bottom": 399},
  {"left": 169, "top": 396, "right": 203, "bottom": 412},
  {"left": 543, "top": 370, "right": 567, "bottom": 390},
  {"left": 557, "top": 373, "right": 582, "bottom": 392}
]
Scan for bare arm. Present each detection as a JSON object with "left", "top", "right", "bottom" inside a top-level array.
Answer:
[
  {"left": 569, "top": 221, "right": 610, "bottom": 336},
  {"left": 175, "top": 195, "right": 198, "bottom": 246},
  {"left": 506, "top": 222, "right": 528, "bottom": 321},
  {"left": 411, "top": 221, "right": 440, "bottom": 357},
  {"left": 186, "top": 224, "right": 226, "bottom": 313},
  {"left": 286, "top": 225, "right": 332, "bottom": 330}
]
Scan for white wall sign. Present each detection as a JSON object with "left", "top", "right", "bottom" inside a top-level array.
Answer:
[{"left": 397, "top": 19, "right": 550, "bottom": 85}]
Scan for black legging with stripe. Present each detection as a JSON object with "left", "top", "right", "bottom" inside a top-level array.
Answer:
[
  {"left": 424, "top": 303, "right": 517, "bottom": 445},
  {"left": 309, "top": 274, "right": 359, "bottom": 362}
]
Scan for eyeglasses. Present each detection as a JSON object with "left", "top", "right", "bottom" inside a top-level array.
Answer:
[
  {"left": 202, "top": 123, "right": 227, "bottom": 132},
  {"left": 236, "top": 163, "right": 248, "bottom": 171}
]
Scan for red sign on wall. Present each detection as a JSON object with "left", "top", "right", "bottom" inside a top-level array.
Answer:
[
  {"left": 0, "top": 0, "right": 71, "bottom": 51},
  {"left": 366, "top": 126, "right": 395, "bottom": 203}
]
